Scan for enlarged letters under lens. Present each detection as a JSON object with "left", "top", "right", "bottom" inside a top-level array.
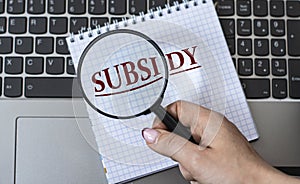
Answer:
[{"left": 92, "top": 46, "right": 200, "bottom": 96}]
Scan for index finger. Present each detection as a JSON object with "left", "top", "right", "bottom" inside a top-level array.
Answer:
[{"left": 156, "top": 100, "right": 225, "bottom": 148}]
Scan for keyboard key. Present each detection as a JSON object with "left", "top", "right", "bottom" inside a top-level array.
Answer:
[
  {"left": 270, "top": 0, "right": 284, "bottom": 17},
  {"left": 272, "top": 59, "right": 286, "bottom": 76},
  {"left": 7, "top": 0, "right": 25, "bottom": 14},
  {"left": 89, "top": 0, "right": 106, "bottom": 15},
  {"left": 25, "top": 57, "right": 44, "bottom": 74},
  {"left": 271, "top": 39, "right": 286, "bottom": 56},
  {"left": 56, "top": 37, "right": 69, "bottom": 54},
  {"left": 0, "top": 37, "right": 13, "bottom": 54},
  {"left": 255, "top": 59, "right": 269, "bottom": 76},
  {"left": 68, "top": 0, "right": 86, "bottom": 14},
  {"left": 238, "top": 39, "right": 252, "bottom": 56},
  {"left": 287, "top": 20, "right": 300, "bottom": 56},
  {"left": 15, "top": 37, "right": 33, "bottom": 54},
  {"left": 226, "top": 38, "right": 235, "bottom": 55},
  {"left": 238, "top": 58, "right": 253, "bottom": 76},
  {"left": 237, "top": 19, "right": 251, "bottom": 36},
  {"left": 270, "top": 19, "right": 285, "bottom": 36},
  {"left": 219, "top": 19, "right": 235, "bottom": 38},
  {"left": 70, "top": 17, "right": 88, "bottom": 33},
  {"left": 0, "top": 17, "right": 6, "bottom": 33},
  {"left": 25, "top": 77, "right": 82, "bottom": 98},
  {"left": 272, "top": 79, "right": 287, "bottom": 99},
  {"left": 254, "top": 39, "right": 269, "bottom": 56},
  {"left": 286, "top": 1, "right": 300, "bottom": 17},
  {"left": 67, "top": 57, "right": 75, "bottom": 75},
  {"left": 46, "top": 57, "right": 64, "bottom": 75},
  {"left": 215, "top": 0, "right": 234, "bottom": 16},
  {"left": 254, "top": 0, "right": 268, "bottom": 17},
  {"left": 149, "top": 0, "right": 167, "bottom": 10},
  {"left": 129, "top": 0, "right": 147, "bottom": 15},
  {"left": 50, "top": 17, "right": 67, "bottom": 34},
  {"left": 110, "top": 17, "right": 123, "bottom": 24},
  {"left": 4, "top": 77, "right": 22, "bottom": 97},
  {"left": 90, "top": 17, "right": 108, "bottom": 28},
  {"left": 29, "top": 17, "right": 47, "bottom": 34},
  {"left": 0, "top": 77, "right": 1, "bottom": 96},
  {"left": 254, "top": 19, "right": 268, "bottom": 36},
  {"left": 237, "top": 0, "right": 251, "bottom": 16},
  {"left": 289, "top": 59, "right": 300, "bottom": 99},
  {"left": 5, "top": 57, "right": 23, "bottom": 74},
  {"left": 0, "top": 0, "right": 4, "bottom": 13},
  {"left": 240, "top": 79, "right": 270, "bottom": 99},
  {"left": 109, "top": 0, "right": 127, "bottom": 15},
  {"left": 0, "top": 57, "right": 2, "bottom": 73},
  {"left": 9, "top": 17, "right": 27, "bottom": 34},
  {"left": 169, "top": 0, "right": 182, "bottom": 5},
  {"left": 48, "top": 0, "right": 66, "bottom": 14},
  {"left": 36, "top": 37, "right": 54, "bottom": 54},
  {"left": 27, "top": 0, "right": 45, "bottom": 14},
  {"left": 232, "top": 58, "right": 236, "bottom": 68}
]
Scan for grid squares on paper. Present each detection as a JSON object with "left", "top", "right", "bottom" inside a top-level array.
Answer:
[{"left": 67, "top": 0, "right": 259, "bottom": 183}]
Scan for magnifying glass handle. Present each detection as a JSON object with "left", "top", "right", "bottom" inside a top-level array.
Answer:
[{"left": 153, "top": 105, "right": 197, "bottom": 144}]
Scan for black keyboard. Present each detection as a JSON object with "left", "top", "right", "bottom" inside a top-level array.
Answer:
[
  {"left": 0, "top": 0, "right": 183, "bottom": 98},
  {"left": 0, "top": 0, "right": 299, "bottom": 101},
  {"left": 215, "top": 0, "right": 300, "bottom": 100}
]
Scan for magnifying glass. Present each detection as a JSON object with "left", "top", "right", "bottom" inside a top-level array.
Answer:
[{"left": 78, "top": 29, "right": 197, "bottom": 144}]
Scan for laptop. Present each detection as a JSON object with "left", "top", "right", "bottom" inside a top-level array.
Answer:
[{"left": 0, "top": 0, "right": 299, "bottom": 183}]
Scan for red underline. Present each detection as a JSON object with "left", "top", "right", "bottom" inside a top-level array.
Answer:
[
  {"left": 95, "top": 76, "right": 163, "bottom": 97},
  {"left": 94, "top": 65, "right": 202, "bottom": 97},
  {"left": 170, "top": 65, "right": 202, "bottom": 76}
]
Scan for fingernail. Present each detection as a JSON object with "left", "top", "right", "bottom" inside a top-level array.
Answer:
[{"left": 142, "top": 128, "right": 160, "bottom": 144}]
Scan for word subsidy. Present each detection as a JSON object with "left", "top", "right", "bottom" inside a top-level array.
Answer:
[{"left": 91, "top": 46, "right": 200, "bottom": 96}]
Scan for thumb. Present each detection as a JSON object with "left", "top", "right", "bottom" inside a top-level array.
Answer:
[{"left": 142, "top": 128, "right": 200, "bottom": 166}]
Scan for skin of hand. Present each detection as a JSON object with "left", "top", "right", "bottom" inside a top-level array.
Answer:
[{"left": 142, "top": 100, "right": 300, "bottom": 184}]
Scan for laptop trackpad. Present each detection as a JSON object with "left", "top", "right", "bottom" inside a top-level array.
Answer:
[{"left": 15, "top": 117, "right": 107, "bottom": 184}]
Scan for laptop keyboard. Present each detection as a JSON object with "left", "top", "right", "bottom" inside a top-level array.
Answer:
[
  {"left": 215, "top": 0, "right": 300, "bottom": 100},
  {"left": 0, "top": 0, "right": 299, "bottom": 101}
]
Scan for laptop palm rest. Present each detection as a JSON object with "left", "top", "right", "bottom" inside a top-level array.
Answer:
[{"left": 15, "top": 117, "right": 107, "bottom": 184}]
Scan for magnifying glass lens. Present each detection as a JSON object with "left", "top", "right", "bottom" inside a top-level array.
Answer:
[{"left": 79, "top": 30, "right": 168, "bottom": 119}]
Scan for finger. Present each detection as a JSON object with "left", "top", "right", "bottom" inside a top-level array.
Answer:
[
  {"left": 164, "top": 100, "right": 211, "bottom": 142},
  {"left": 179, "top": 164, "right": 195, "bottom": 181},
  {"left": 142, "top": 128, "right": 203, "bottom": 170},
  {"left": 152, "top": 116, "right": 167, "bottom": 130},
  {"left": 166, "top": 100, "right": 202, "bottom": 128},
  {"left": 152, "top": 112, "right": 201, "bottom": 144},
  {"left": 166, "top": 100, "right": 225, "bottom": 148},
  {"left": 199, "top": 111, "right": 225, "bottom": 149}
]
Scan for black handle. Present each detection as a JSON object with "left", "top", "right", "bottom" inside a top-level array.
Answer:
[{"left": 152, "top": 105, "right": 197, "bottom": 144}]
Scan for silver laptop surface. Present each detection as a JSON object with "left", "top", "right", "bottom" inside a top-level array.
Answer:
[{"left": 0, "top": 0, "right": 299, "bottom": 184}]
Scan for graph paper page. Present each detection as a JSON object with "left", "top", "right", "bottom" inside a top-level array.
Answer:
[{"left": 67, "top": 1, "right": 259, "bottom": 183}]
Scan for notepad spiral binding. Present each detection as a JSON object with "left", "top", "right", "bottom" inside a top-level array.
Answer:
[{"left": 69, "top": 0, "right": 207, "bottom": 43}]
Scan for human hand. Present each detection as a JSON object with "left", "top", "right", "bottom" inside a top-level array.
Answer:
[{"left": 142, "top": 100, "right": 300, "bottom": 184}]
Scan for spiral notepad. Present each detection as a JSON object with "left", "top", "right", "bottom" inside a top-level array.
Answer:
[{"left": 67, "top": 1, "right": 259, "bottom": 183}]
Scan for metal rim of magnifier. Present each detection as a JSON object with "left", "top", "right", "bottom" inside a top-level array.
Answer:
[{"left": 77, "top": 29, "right": 169, "bottom": 120}]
